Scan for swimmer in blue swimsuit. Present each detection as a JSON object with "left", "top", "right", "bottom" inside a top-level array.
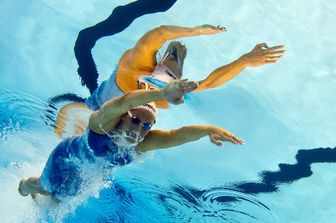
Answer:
[{"left": 19, "top": 79, "right": 244, "bottom": 202}]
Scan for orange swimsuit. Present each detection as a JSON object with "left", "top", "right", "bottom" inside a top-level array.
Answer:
[{"left": 115, "top": 63, "right": 178, "bottom": 109}]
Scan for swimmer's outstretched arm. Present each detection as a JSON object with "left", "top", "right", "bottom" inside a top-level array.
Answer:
[
  {"left": 89, "top": 79, "right": 198, "bottom": 133},
  {"left": 122, "top": 25, "right": 225, "bottom": 70},
  {"left": 136, "top": 125, "right": 244, "bottom": 152},
  {"left": 194, "top": 43, "right": 285, "bottom": 92}
]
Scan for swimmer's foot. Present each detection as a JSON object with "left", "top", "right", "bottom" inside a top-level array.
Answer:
[
  {"left": 162, "top": 41, "right": 187, "bottom": 78},
  {"left": 31, "top": 193, "right": 42, "bottom": 203},
  {"left": 18, "top": 179, "right": 29, "bottom": 197}
]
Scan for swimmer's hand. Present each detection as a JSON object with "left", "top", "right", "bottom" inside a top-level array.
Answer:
[
  {"left": 208, "top": 126, "right": 244, "bottom": 146},
  {"left": 241, "top": 43, "right": 285, "bottom": 67},
  {"left": 195, "top": 24, "right": 226, "bottom": 34},
  {"left": 161, "top": 79, "right": 198, "bottom": 105}
]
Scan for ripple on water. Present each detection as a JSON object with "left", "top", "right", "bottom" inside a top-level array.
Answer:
[
  {"left": 80, "top": 177, "right": 276, "bottom": 223},
  {"left": 0, "top": 90, "right": 54, "bottom": 138},
  {"left": 0, "top": 90, "right": 57, "bottom": 168}
]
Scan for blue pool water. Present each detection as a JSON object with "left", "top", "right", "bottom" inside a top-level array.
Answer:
[{"left": 1, "top": 0, "right": 336, "bottom": 222}]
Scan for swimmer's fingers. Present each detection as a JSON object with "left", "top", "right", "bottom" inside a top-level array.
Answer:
[
  {"left": 214, "top": 25, "right": 226, "bottom": 32},
  {"left": 178, "top": 79, "right": 189, "bottom": 86},
  {"left": 209, "top": 134, "right": 245, "bottom": 146},
  {"left": 209, "top": 133, "right": 223, "bottom": 146},
  {"left": 178, "top": 79, "right": 199, "bottom": 93},
  {"left": 254, "top": 43, "right": 269, "bottom": 49},
  {"left": 217, "top": 130, "right": 245, "bottom": 145},
  {"left": 264, "top": 46, "right": 285, "bottom": 61},
  {"left": 264, "top": 55, "right": 284, "bottom": 63},
  {"left": 226, "top": 135, "right": 245, "bottom": 145},
  {"left": 221, "top": 134, "right": 241, "bottom": 145},
  {"left": 180, "top": 82, "right": 199, "bottom": 93},
  {"left": 266, "top": 50, "right": 286, "bottom": 56},
  {"left": 236, "top": 137, "right": 245, "bottom": 144},
  {"left": 210, "top": 132, "right": 244, "bottom": 146},
  {"left": 264, "top": 45, "right": 284, "bottom": 52},
  {"left": 168, "top": 98, "right": 184, "bottom": 105},
  {"left": 180, "top": 80, "right": 198, "bottom": 87},
  {"left": 174, "top": 97, "right": 184, "bottom": 105},
  {"left": 176, "top": 79, "right": 188, "bottom": 87},
  {"left": 267, "top": 55, "right": 284, "bottom": 60},
  {"left": 243, "top": 43, "right": 285, "bottom": 67}
]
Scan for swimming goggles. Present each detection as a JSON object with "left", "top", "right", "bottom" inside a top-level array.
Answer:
[
  {"left": 127, "top": 111, "right": 153, "bottom": 131},
  {"left": 138, "top": 76, "right": 167, "bottom": 89}
]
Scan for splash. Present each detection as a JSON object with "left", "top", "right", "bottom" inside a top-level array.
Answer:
[
  {"left": 35, "top": 157, "right": 116, "bottom": 223},
  {"left": 109, "top": 129, "right": 144, "bottom": 148}
]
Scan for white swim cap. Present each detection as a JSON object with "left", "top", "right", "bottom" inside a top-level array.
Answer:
[{"left": 133, "top": 102, "right": 157, "bottom": 119}]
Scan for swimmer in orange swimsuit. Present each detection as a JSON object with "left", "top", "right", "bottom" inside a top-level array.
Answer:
[{"left": 55, "top": 25, "right": 285, "bottom": 137}]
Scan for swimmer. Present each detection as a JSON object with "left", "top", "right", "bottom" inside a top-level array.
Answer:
[
  {"left": 79, "top": 24, "right": 285, "bottom": 110},
  {"left": 19, "top": 79, "right": 244, "bottom": 202},
  {"left": 54, "top": 24, "right": 285, "bottom": 137}
]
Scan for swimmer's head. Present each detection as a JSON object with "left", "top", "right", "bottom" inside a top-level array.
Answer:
[
  {"left": 132, "top": 102, "right": 157, "bottom": 120},
  {"left": 113, "top": 103, "right": 157, "bottom": 146}
]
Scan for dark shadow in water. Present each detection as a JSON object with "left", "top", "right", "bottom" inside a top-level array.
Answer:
[
  {"left": 75, "top": 0, "right": 177, "bottom": 94},
  {"left": 233, "top": 146, "right": 336, "bottom": 194},
  {"left": 171, "top": 146, "right": 336, "bottom": 204}
]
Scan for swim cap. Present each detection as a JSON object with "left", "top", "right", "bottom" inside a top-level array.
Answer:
[{"left": 133, "top": 102, "right": 157, "bottom": 119}]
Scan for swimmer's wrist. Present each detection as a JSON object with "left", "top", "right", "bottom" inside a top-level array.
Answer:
[
  {"left": 204, "top": 126, "right": 216, "bottom": 135},
  {"left": 238, "top": 55, "right": 249, "bottom": 67},
  {"left": 206, "top": 126, "right": 223, "bottom": 135},
  {"left": 158, "top": 89, "right": 165, "bottom": 100},
  {"left": 159, "top": 87, "right": 172, "bottom": 103},
  {"left": 159, "top": 81, "right": 178, "bottom": 103}
]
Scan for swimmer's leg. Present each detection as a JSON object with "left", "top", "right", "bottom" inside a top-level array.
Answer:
[
  {"left": 75, "top": 0, "right": 178, "bottom": 94},
  {"left": 19, "top": 178, "right": 60, "bottom": 205},
  {"left": 161, "top": 41, "right": 187, "bottom": 79}
]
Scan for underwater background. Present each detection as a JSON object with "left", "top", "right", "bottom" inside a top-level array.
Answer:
[{"left": 1, "top": 0, "right": 336, "bottom": 222}]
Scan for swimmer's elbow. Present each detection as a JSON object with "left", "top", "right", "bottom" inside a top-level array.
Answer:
[
  {"left": 157, "top": 25, "right": 169, "bottom": 32},
  {"left": 154, "top": 25, "right": 173, "bottom": 36}
]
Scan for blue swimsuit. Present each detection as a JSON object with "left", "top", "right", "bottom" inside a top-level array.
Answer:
[
  {"left": 85, "top": 67, "right": 124, "bottom": 111},
  {"left": 39, "top": 129, "right": 135, "bottom": 201}
]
